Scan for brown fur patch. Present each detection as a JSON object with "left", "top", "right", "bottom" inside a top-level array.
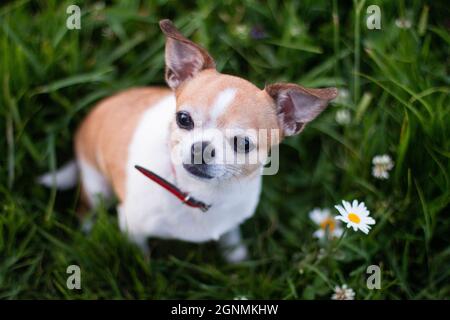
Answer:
[{"left": 75, "top": 87, "right": 171, "bottom": 203}]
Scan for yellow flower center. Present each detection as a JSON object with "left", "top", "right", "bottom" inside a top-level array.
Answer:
[
  {"left": 320, "top": 218, "right": 335, "bottom": 231},
  {"left": 348, "top": 213, "right": 360, "bottom": 224}
]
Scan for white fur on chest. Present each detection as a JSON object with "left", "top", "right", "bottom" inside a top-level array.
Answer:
[{"left": 120, "top": 94, "right": 261, "bottom": 243}]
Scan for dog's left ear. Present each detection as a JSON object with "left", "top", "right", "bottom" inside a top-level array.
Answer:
[
  {"left": 159, "top": 19, "right": 216, "bottom": 90},
  {"left": 265, "top": 83, "right": 338, "bottom": 136}
]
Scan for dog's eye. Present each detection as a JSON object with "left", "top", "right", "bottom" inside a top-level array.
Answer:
[
  {"left": 176, "top": 111, "right": 194, "bottom": 130},
  {"left": 233, "top": 136, "right": 253, "bottom": 153}
]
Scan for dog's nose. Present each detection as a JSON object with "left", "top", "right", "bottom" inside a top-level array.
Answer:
[{"left": 191, "top": 141, "right": 215, "bottom": 164}]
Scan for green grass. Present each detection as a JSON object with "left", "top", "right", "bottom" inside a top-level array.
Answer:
[{"left": 1, "top": 0, "right": 449, "bottom": 299}]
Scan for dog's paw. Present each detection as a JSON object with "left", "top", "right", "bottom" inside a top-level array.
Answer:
[{"left": 223, "top": 244, "right": 248, "bottom": 264}]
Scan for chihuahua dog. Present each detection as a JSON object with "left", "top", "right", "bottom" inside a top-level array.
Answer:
[{"left": 39, "top": 20, "right": 337, "bottom": 262}]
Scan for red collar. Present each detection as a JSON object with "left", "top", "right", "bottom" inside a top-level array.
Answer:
[{"left": 135, "top": 165, "right": 211, "bottom": 212}]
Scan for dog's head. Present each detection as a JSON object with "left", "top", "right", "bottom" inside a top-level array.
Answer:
[{"left": 160, "top": 20, "right": 337, "bottom": 181}]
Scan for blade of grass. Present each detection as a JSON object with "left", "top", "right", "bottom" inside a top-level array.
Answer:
[
  {"left": 34, "top": 67, "right": 115, "bottom": 94},
  {"left": 352, "top": 0, "right": 366, "bottom": 103}
]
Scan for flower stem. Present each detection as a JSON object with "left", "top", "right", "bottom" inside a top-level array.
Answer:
[{"left": 332, "top": 228, "right": 348, "bottom": 252}]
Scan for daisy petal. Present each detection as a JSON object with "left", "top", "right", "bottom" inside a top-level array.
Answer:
[
  {"left": 334, "top": 228, "right": 344, "bottom": 237},
  {"left": 334, "top": 205, "right": 347, "bottom": 216},
  {"left": 309, "top": 210, "right": 322, "bottom": 224},
  {"left": 342, "top": 201, "right": 352, "bottom": 212},
  {"left": 366, "top": 217, "right": 376, "bottom": 225},
  {"left": 313, "top": 229, "right": 325, "bottom": 239}
]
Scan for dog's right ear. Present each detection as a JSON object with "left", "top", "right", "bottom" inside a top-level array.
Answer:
[{"left": 159, "top": 19, "right": 216, "bottom": 90}]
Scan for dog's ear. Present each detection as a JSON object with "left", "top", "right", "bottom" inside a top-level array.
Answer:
[
  {"left": 159, "top": 19, "right": 216, "bottom": 90},
  {"left": 265, "top": 83, "right": 337, "bottom": 136}
]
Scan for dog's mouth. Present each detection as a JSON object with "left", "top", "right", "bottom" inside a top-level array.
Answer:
[{"left": 183, "top": 164, "right": 214, "bottom": 179}]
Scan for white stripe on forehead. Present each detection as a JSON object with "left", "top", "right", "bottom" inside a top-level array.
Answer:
[{"left": 210, "top": 88, "right": 237, "bottom": 122}]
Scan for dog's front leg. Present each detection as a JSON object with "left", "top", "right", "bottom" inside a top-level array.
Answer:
[
  {"left": 117, "top": 204, "right": 150, "bottom": 256},
  {"left": 219, "top": 227, "right": 248, "bottom": 263}
]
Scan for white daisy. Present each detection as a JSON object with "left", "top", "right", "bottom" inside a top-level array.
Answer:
[
  {"left": 395, "top": 18, "right": 412, "bottom": 29},
  {"left": 334, "top": 200, "right": 375, "bottom": 234},
  {"left": 372, "top": 154, "right": 394, "bottom": 179},
  {"left": 234, "top": 25, "right": 249, "bottom": 40},
  {"left": 335, "top": 109, "right": 351, "bottom": 125},
  {"left": 335, "top": 88, "right": 350, "bottom": 105},
  {"left": 331, "top": 284, "right": 355, "bottom": 300},
  {"left": 309, "top": 208, "right": 343, "bottom": 239}
]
